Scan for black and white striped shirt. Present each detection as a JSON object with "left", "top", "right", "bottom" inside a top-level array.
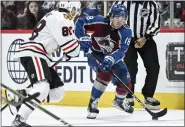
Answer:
[{"left": 111, "top": 1, "right": 161, "bottom": 39}]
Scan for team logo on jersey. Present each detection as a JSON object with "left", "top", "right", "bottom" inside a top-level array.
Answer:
[
  {"left": 63, "top": 14, "right": 72, "bottom": 20},
  {"left": 94, "top": 35, "right": 116, "bottom": 54},
  {"left": 140, "top": 8, "right": 149, "bottom": 17}
]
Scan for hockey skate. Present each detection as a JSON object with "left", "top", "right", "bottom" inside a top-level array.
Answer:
[
  {"left": 5, "top": 89, "right": 26, "bottom": 115},
  {"left": 11, "top": 115, "right": 31, "bottom": 127},
  {"left": 127, "top": 97, "right": 134, "bottom": 106},
  {"left": 144, "top": 96, "right": 160, "bottom": 110},
  {"left": 111, "top": 98, "right": 134, "bottom": 113},
  {"left": 87, "top": 98, "right": 99, "bottom": 119}
]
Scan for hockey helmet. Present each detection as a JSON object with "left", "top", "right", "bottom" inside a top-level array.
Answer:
[
  {"left": 109, "top": 4, "right": 128, "bottom": 20},
  {"left": 57, "top": 1, "right": 81, "bottom": 18}
]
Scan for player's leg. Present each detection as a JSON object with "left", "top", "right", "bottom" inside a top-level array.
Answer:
[
  {"left": 15, "top": 89, "right": 27, "bottom": 112},
  {"left": 124, "top": 41, "right": 138, "bottom": 106},
  {"left": 19, "top": 67, "right": 64, "bottom": 103},
  {"left": 11, "top": 57, "right": 51, "bottom": 127},
  {"left": 14, "top": 67, "right": 64, "bottom": 118},
  {"left": 112, "top": 61, "right": 134, "bottom": 113},
  {"left": 42, "top": 67, "right": 65, "bottom": 103},
  {"left": 138, "top": 39, "right": 160, "bottom": 110},
  {"left": 87, "top": 69, "right": 112, "bottom": 119},
  {"left": 86, "top": 53, "right": 111, "bottom": 119},
  {"left": 3, "top": 89, "right": 27, "bottom": 116}
]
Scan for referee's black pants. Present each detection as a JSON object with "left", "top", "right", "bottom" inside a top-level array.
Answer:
[{"left": 125, "top": 37, "right": 160, "bottom": 98}]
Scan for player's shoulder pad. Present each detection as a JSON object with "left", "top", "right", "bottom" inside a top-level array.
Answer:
[
  {"left": 118, "top": 25, "right": 132, "bottom": 38},
  {"left": 83, "top": 8, "right": 100, "bottom": 16},
  {"left": 84, "top": 15, "right": 108, "bottom": 24},
  {"left": 93, "top": 15, "right": 106, "bottom": 21},
  {"left": 96, "top": 15, "right": 109, "bottom": 24},
  {"left": 54, "top": 11, "right": 73, "bottom": 21}
]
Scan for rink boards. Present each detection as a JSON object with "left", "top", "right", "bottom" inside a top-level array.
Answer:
[{"left": 1, "top": 30, "right": 184, "bottom": 109}]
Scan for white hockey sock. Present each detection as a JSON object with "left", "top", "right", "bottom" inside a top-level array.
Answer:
[
  {"left": 18, "top": 80, "right": 50, "bottom": 120},
  {"left": 43, "top": 86, "right": 65, "bottom": 103}
]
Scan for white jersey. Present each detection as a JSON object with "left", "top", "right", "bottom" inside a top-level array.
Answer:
[{"left": 15, "top": 10, "right": 80, "bottom": 65}]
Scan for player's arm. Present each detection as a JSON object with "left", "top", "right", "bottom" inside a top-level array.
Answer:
[
  {"left": 110, "top": 28, "right": 132, "bottom": 63},
  {"left": 145, "top": 1, "right": 161, "bottom": 38},
  {"left": 47, "top": 14, "right": 80, "bottom": 58},
  {"left": 75, "top": 15, "right": 104, "bottom": 53},
  {"left": 135, "top": 1, "right": 160, "bottom": 49},
  {"left": 100, "top": 28, "right": 132, "bottom": 72},
  {"left": 74, "top": 15, "right": 103, "bottom": 38}
]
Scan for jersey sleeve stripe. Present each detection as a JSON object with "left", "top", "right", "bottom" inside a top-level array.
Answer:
[
  {"left": 20, "top": 45, "right": 48, "bottom": 55},
  {"left": 21, "top": 42, "right": 48, "bottom": 53},
  {"left": 62, "top": 40, "right": 78, "bottom": 52},
  {"left": 60, "top": 39, "right": 74, "bottom": 48}
]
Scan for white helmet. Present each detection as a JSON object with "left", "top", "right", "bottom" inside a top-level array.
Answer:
[{"left": 57, "top": 1, "right": 81, "bottom": 17}]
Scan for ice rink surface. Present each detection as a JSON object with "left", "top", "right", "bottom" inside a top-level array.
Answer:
[{"left": 2, "top": 105, "right": 184, "bottom": 126}]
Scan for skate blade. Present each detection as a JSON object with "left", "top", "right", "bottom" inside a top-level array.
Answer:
[
  {"left": 111, "top": 103, "right": 125, "bottom": 111},
  {"left": 111, "top": 103, "right": 133, "bottom": 114},
  {"left": 87, "top": 112, "right": 98, "bottom": 119},
  {"left": 146, "top": 104, "right": 160, "bottom": 110}
]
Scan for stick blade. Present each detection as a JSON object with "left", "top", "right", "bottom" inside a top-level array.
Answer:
[
  {"left": 151, "top": 108, "right": 167, "bottom": 119},
  {"left": 157, "top": 108, "right": 167, "bottom": 117}
]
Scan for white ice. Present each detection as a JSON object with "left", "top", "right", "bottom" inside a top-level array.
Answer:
[{"left": 2, "top": 105, "right": 184, "bottom": 126}]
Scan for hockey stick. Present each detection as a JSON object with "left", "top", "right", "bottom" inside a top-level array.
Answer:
[
  {"left": 1, "top": 102, "right": 8, "bottom": 111},
  {"left": 1, "top": 92, "right": 40, "bottom": 107},
  {"left": 88, "top": 49, "right": 167, "bottom": 120},
  {"left": 1, "top": 83, "right": 73, "bottom": 127},
  {"left": 5, "top": 89, "right": 15, "bottom": 115},
  {"left": 1, "top": 55, "right": 65, "bottom": 112}
]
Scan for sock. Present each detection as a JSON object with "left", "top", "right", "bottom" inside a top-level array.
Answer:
[
  {"left": 115, "top": 83, "right": 132, "bottom": 102},
  {"left": 91, "top": 79, "right": 107, "bottom": 101},
  {"left": 42, "top": 86, "right": 64, "bottom": 103},
  {"left": 115, "top": 87, "right": 127, "bottom": 102},
  {"left": 17, "top": 103, "right": 35, "bottom": 120},
  {"left": 18, "top": 81, "right": 50, "bottom": 120}
]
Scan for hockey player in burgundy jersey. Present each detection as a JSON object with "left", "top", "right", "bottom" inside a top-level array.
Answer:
[
  {"left": 75, "top": 4, "right": 134, "bottom": 119},
  {"left": 11, "top": 2, "right": 81, "bottom": 127}
]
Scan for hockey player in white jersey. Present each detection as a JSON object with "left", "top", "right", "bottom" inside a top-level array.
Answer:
[{"left": 11, "top": 1, "right": 81, "bottom": 127}]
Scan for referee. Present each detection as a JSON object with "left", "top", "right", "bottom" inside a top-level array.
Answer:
[{"left": 110, "top": 1, "right": 163, "bottom": 110}]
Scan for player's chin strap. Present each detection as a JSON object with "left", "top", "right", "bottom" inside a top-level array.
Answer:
[{"left": 87, "top": 49, "right": 167, "bottom": 120}]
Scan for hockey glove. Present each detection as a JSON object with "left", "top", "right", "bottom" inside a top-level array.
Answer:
[
  {"left": 100, "top": 56, "right": 115, "bottom": 72},
  {"left": 134, "top": 37, "right": 147, "bottom": 48},
  {"left": 79, "top": 36, "right": 92, "bottom": 53}
]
